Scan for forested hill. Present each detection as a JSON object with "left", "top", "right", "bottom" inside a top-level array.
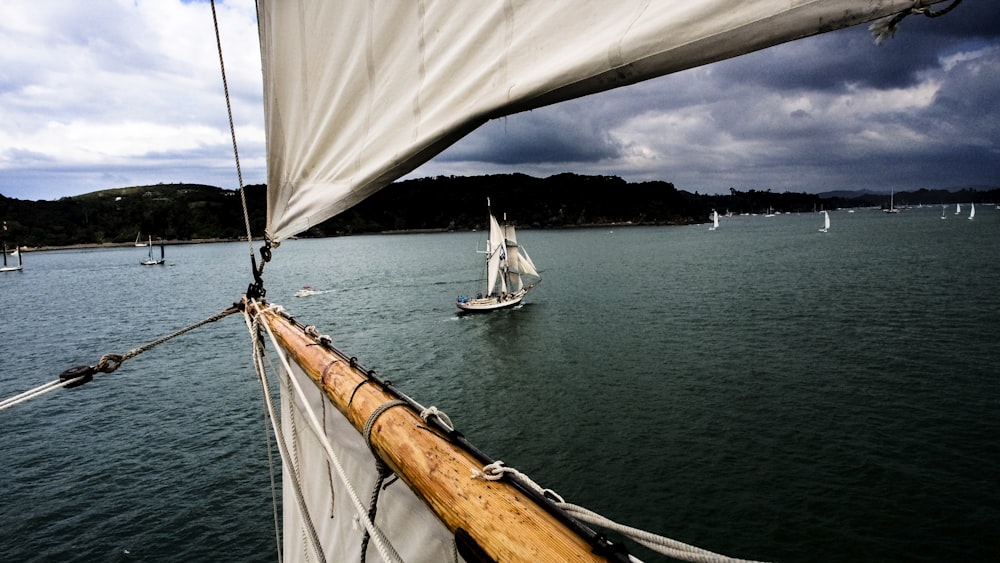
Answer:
[{"left": 1, "top": 174, "right": 995, "bottom": 248}]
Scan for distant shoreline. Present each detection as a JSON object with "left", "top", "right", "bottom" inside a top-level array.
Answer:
[
  {"left": 17, "top": 221, "right": 678, "bottom": 253},
  {"left": 20, "top": 237, "right": 248, "bottom": 253}
]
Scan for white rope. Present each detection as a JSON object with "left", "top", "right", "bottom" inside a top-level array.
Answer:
[
  {"left": 473, "top": 461, "right": 769, "bottom": 563},
  {"left": 419, "top": 406, "right": 455, "bottom": 433},
  {"left": 243, "top": 307, "right": 324, "bottom": 563},
  {"left": 252, "top": 302, "right": 402, "bottom": 563},
  {"left": 0, "top": 379, "right": 73, "bottom": 411}
]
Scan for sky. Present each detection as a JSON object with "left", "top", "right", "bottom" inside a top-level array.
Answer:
[{"left": 1, "top": 0, "right": 997, "bottom": 202}]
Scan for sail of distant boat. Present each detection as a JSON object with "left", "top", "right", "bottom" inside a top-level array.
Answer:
[
  {"left": 956, "top": 203, "right": 961, "bottom": 215},
  {"left": 241, "top": 1, "right": 961, "bottom": 561},
  {"left": 969, "top": 203, "right": 975, "bottom": 220},
  {"left": 135, "top": 232, "right": 147, "bottom": 247},
  {"left": 710, "top": 209, "right": 719, "bottom": 231},
  {"left": 820, "top": 210, "right": 830, "bottom": 233}
]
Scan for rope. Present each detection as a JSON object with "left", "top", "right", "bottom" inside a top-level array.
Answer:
[
  {"left": 871, "top": 0, "right": 963, "bottom": 44},
  {"left": 359, "top": 400, "right": 408, "bottom": 562},
  {"left": 251, "top": 302, "right": 402, "bottom": 563},
  {"left": 209, "top": 0, "right": 253, "bottom": 258},
  {"left": 473, "top": 461, "right": 769, "bottom": 563},
  {"left": 243, "top": 307, "right": 326, "bottom": 563},
  {"left": 0, "top": 306, "right": 239, "bottom": 411}
]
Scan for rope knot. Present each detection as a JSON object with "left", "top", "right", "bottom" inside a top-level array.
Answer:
[
  {"left": 96, "top": 354, "right": 125, "bottom": 373},
  {"left": 419, "top": 406, "right": 455, "bottom": 432},
  {"left": 472, "top": 461, "right": 509, "bottom": 481}
]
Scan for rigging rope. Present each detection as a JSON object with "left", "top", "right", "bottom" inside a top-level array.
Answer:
[
  {"left": 473, "top": 461, "right": 770, "bottom": 563},
  {"left": 0, "top": 306, "right": 239, "bottom": 411},
  {"left": 210, "top": 0, "right": 270, "bottom": 300},
  {"left": 248, "top": 301, "right": 402, "bottom": 563}
]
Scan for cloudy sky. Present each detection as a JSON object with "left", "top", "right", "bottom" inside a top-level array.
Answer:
[{"left": 1, "top": 0, "right": 997, "bottom": 202}]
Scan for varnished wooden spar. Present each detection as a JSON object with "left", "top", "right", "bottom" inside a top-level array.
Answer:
[{"left": 250, "top": 301, "right": 612, "bottom": 562}]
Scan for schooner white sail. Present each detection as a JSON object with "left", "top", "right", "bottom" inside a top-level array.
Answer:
[
  {"left": 457, "top": 205, "right": 540, "bottom": 312},
  {"left": 243, "top": 1, "right": 958, "bottom": 561}
]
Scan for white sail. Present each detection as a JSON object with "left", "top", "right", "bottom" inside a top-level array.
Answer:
[
  {"left": 519, "top": 246, "right": 539, "bottom": 278},
  {"left": 969, "top": 203, "right": 975, "bottom": 220},
  {"left": 710, "top": 210, "right": 719, "bottom": 230},
  {"left": 257, "top": 0, "right": 938, "bottom": 243},
  {"left": 486, "top": 212, "right": 505, "bottom": 296},
  {"left": 504, "top": 224, "right": 522, "bottom": 292},
  {"left": 956, "top": 203, "right": 961, "bottom": 214}
]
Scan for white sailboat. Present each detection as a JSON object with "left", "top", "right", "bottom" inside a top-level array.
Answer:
[
  {"left": 955, "top": 203, "right": 961, "bottom": 215},
  {"left": 709, "top": 209, "right": 719, "bottom": 231},
  {"left": 941, "top": 205, "right": 947, "bottom": 219},
  {"left": 819, "top": 210, "right": 830, "bottom": 233},
  {"left": 1, "top": 221, "right": 22, "bottom": 273},
  {"left": 884, "top": 189, "right": 899, "bottom": 213},
  {"left": 227, "top": 2, "right": 964, "bottom": 562},
  {"left": 140, "top": 236, "right": 165, "bottom": 265},
  {"left": 1, "top": 241, "right": 23, "bottom": 273},
  {"left": 969, "top": 203, "right": 975, "bottom": 220},
  {"left": 457, "top": 204, "right": 540, "bottom": 312}
]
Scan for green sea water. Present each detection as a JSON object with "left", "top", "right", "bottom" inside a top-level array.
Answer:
[{"left": 1, "top": 205, "right": 998, "bottom": 562}]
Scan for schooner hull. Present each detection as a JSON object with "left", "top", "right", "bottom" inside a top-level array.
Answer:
[
  {"left": 249, "top": 300, "right": 616, "bottom": 562},
  {"left": 456, "top": 292, "right": 525, "bottom": 312}
]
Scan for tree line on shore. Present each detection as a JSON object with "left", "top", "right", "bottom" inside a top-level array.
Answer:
[{"left": 1, "top": 173, "right": 994, "bottom": 248}]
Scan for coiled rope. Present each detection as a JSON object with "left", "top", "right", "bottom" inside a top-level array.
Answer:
[{"left": 0, "top": 306, "right": 239, "bottom": 411}]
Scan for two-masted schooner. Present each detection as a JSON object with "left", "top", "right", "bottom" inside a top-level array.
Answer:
[{"left": 456, "top": 203, "right": 540, "bottom": 312}]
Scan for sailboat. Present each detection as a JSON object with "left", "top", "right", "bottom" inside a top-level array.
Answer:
[
  {"left": 1, "top": 221, "right": 22, "bottom": 273},
  {"left": 969, "top": 203, "right": 975, "bottom": 220},
  {"left": 135, "top": 232, "right": 147, "bottom": 247},
  {"left": 1, "top": 241, "right": 23, "bottom": 273},
  {"left": 1, "top": 2, "right": 953, "bottom": 562},
  {"left": 955, "top": 203, "right": 961, "bottom": 215},
  {"left": 709, "top": 209, "right": 719, "bottom": 231},
  {"left": 884, "top": 189, "right": 900, "bottom": 213},
  {"left": 139, "top": 236, "right": 165, "bottom": 265},
  {"left": 941, "top": 205, "right": 947, "bottom": 219},
  {"left": 456, "top": 204, "right": 540, "bottom": 312},
  {"left": 819, "top": 210, "right": 830, "bottom": 233}
]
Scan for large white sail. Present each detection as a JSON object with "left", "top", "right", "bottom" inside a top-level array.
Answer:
[
  {"left": 257, "top": 0, "right": 941, "bottom": 243},
  {"left": 487, "top": 212, "right": 505, "bottom": 296},
  {"left": 504, "top": 224, "right": 522, "bottom": 292}
]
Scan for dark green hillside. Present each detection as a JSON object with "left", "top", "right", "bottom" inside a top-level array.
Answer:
[{"left": 2, "top": 176, "right": 997, "bottom": 248}]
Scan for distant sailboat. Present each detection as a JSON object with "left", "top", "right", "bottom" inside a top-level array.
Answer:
[
  {"left": 709, "top": 209, "right": 719, "bottom": 231},
  {"left": 140, "top": 236, "right": 165, "bottom": 265},
  {"left": 1, "top": 221, "right": 22, "bottom": 273},
  {"left": 1, "top": 241, "right": 23, "bottom": 273},
  {"left": 955, "top": 203, "right": 961, "bottom": 215},
  {"left": 968, "top": 203, "right": 975, "bottom": 220},
  {"left": 941, "top": 205, "right": 947, "bottom": 220},
  {"left": 884, "top": 189, "right": 899, "bottom": 213},
  {"left": 457, "top": 203, "right": 540, "bottom": 312},
  {"left": 819, "top": 210, "right": 830, "bottom": 233},
  {"left": 135, "top": 232, "right": 147, "bottom": 247}
]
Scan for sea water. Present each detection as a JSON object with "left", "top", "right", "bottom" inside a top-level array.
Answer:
[{"left": 1, "top": 205, "right": 998, "bottom": 562}]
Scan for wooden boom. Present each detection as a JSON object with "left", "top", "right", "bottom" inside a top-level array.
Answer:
[{"left": 251, "top": 300, "right": 616, "bottom": 562}]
